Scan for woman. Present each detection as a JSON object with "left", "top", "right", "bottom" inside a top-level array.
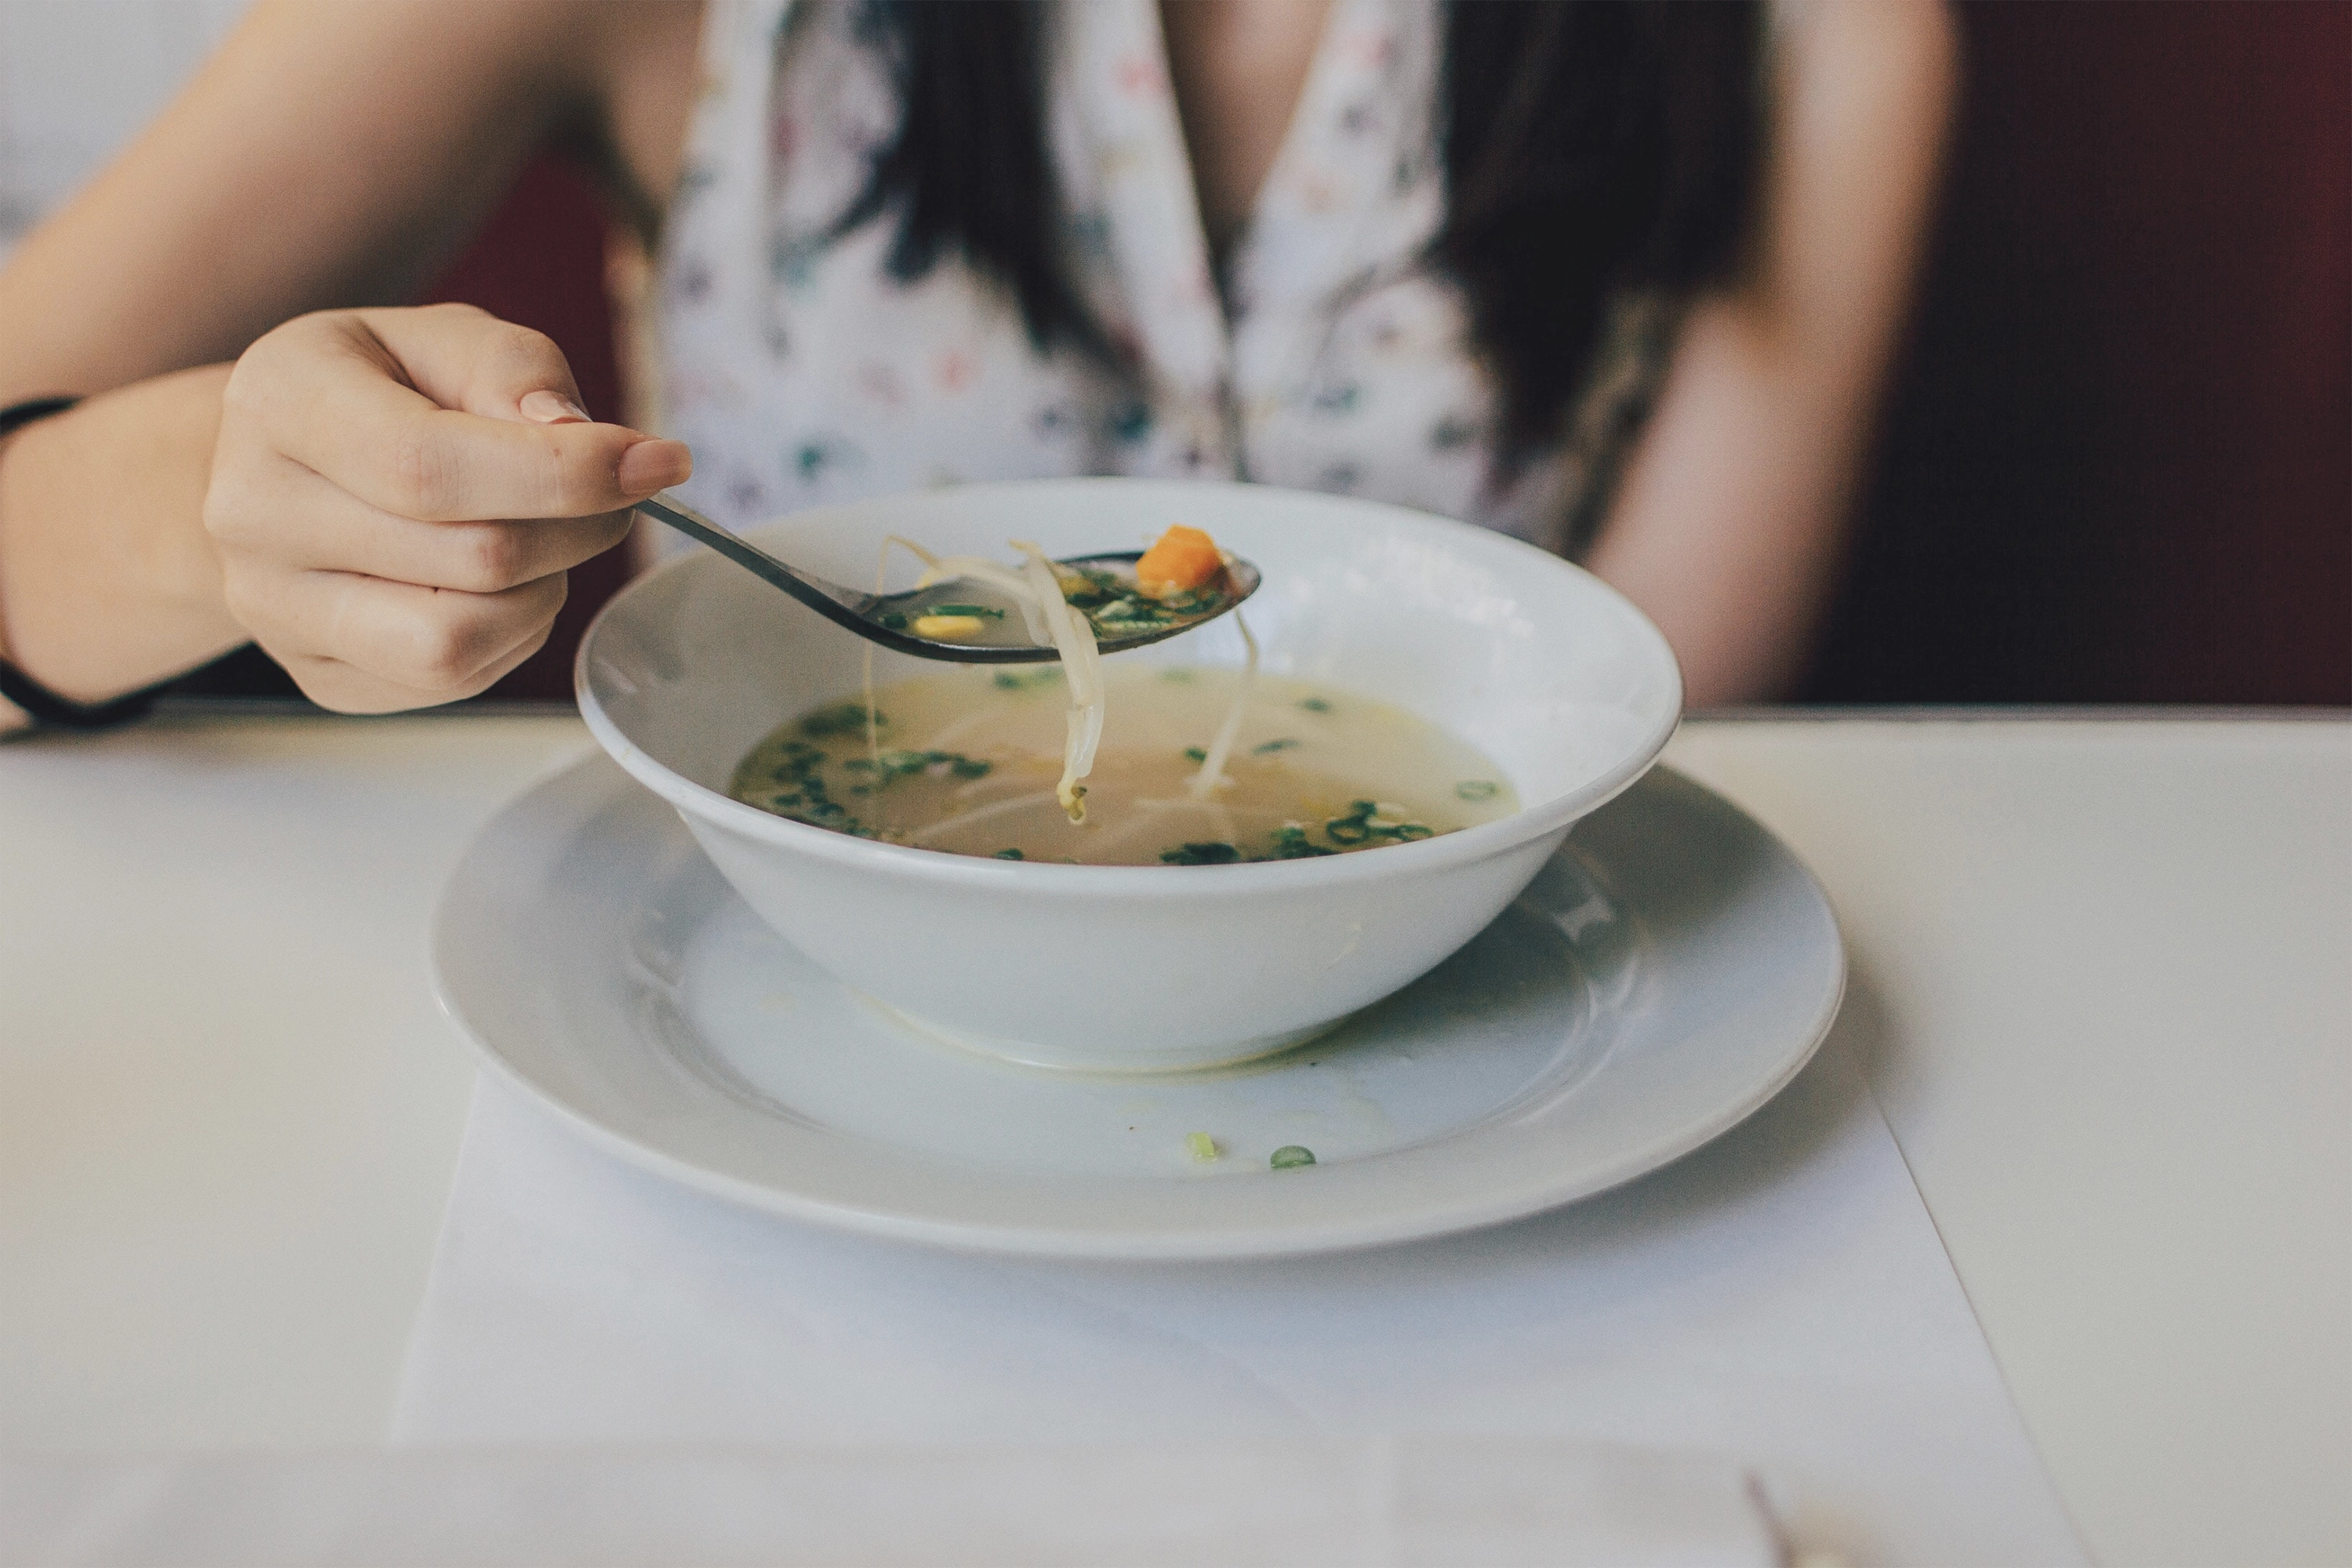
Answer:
[{"left": 0, "top": 0, "right": 1951, "bottom": 724}]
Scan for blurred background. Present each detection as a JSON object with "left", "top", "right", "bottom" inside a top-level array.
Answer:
[{"left": 3, "top": 0, "right": 2345, "bottom": 708}]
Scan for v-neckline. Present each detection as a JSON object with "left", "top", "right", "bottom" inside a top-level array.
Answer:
[
  {"left": 1133, "top": 0, "right": 1362, "bottom": 329},
  {"left": 1051, "top": 0, "right": 1436, "bottom": 456},
  {"left": 1152, "top": 0, "right": 1346, "bottom": 284}
]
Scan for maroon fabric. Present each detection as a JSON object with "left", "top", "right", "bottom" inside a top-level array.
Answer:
[
  {"left": 417, "top": 154, "right": 633, "bottom": 703},
  {"left": 1804, "top": 0, "right": 2351, "bottom": 704}
]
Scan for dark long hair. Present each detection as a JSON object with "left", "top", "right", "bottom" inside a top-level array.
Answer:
[{"left": 844, "top": 1, "right": 1762, "bottom": 464}]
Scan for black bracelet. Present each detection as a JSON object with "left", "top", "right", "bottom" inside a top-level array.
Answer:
[{"left": 0, "top": 394, "right": 170, "bottom": 731}]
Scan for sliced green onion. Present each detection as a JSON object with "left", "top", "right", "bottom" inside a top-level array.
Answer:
[
  {"left": 1268, "top": 825, "right": 1335, "bottom": 859},
  {"left": 799, "top": 702, "right": 884, "bottom": 738},
  {"left": 1269, "top": 1145, "right": 1316, "bottom": 1169},
  {"left": 1159, "top": 841, "right": 1241, "bottom": 866}
]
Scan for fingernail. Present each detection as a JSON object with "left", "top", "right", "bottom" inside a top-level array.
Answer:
[
  {"left": 521, "top": 390, "right": 593, "bottom": 424},
  {"left": 618, "top": 438, "right": 693, "bottom": 495}
]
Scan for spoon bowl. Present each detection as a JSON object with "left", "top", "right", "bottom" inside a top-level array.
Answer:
[{"left": 634, "top": 492, "right": 1258, "bottom": 662}]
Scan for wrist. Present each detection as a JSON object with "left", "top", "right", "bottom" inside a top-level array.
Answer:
[
  {"left": 0, "top": 368, "right": 246, "bottom": 714},
  {"left": 0, "top": 398, "right": 82, "bottom": 731}
]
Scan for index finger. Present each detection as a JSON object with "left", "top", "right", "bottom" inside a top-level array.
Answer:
[{"left": 243, "top": 312, "right": 690, "bottom": 521}]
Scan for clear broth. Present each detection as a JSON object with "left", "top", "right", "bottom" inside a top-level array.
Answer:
[{"left": 727, "top": 666, "right": 1519, "bottom": 866}]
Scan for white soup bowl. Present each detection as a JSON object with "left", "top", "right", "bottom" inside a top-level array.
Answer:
[{"left": 576, "top": 479, "right": 1680, "bottom": 1073}]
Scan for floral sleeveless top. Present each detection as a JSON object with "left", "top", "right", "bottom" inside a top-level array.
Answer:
[{"left": 655, "top": 0, "right": 1678, "bottom": 557}]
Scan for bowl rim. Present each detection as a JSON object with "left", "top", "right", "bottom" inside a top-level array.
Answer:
[{"left": 575, "top": 479, "right": 1683, "bottom": 893}]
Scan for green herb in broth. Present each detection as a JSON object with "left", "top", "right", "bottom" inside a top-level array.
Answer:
[
  {"left": 726, "top": 666, "right": 1515, "bottom": 866},
  {"left": 1267, "top": 825, "right": 1336, "bottom": 859},
  {"left": 756, "top": 737, "right": 875, "bottom": 837},
  {"left": 1322, "top": 800, "right": 1436, "bottom": 847},
  {"left": 1159, "top": 841, "right": 1242, "bottom": 866},
  {"left": 797, "top": 702, "right": 884, "bottom": 739}
]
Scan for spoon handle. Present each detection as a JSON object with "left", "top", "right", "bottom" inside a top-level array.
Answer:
[{"left": 632, "top": 493, "right": 868, "bottom": 625}]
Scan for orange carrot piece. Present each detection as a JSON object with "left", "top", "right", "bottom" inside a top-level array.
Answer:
[{"left": 1135, "top": 524, "right": 1224, "bottom": 595}]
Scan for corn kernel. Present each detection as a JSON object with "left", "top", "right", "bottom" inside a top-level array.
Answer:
[{"left": 912, "top": 614, "right": 987, "bottom": 641}]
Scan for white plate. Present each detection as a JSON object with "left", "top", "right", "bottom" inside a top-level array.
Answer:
[{"left": 432, "top": 754, "right": 1843, "bottom": 1259}]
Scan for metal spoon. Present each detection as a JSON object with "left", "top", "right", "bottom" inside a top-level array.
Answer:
[{"left": 633, "top": 493, "right": 1260, "bottom": 663}]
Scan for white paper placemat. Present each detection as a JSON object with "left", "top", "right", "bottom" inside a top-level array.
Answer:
[{"left": 391, "top": 1035, "right": 2083, "bottom": 1564}]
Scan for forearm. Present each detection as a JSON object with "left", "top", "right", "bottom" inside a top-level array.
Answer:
[
  {"left": 1584, "top": 297, "right": 1872, "bottom": 709},
  {"left": 0, "top": 367, "right": 245, "bottom": 712},
  {"left": 0, "top": 2, "right": 603, "bottom": 408},
  {"left": 1583, "top": 0, "right": 1955, "bottom": 709}
]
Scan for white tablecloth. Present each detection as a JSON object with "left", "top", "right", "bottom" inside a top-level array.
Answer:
[{"left": 10, "top": 713, "right": 2340, "bottom": 1564}]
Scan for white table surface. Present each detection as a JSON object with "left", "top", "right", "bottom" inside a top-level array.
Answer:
[{"left": 2, "top": 709, "right": 2346, "bottom": 1566}]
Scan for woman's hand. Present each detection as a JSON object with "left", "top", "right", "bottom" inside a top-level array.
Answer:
[{"left": 205, "top": 303, "right": 690, "bottom": 713}]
